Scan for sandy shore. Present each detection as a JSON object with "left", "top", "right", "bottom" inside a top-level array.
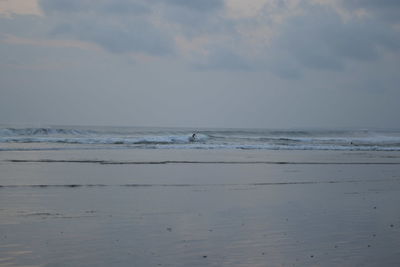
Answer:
[{"left": 1, "top": 149, "right": 400, "bottom": 266}]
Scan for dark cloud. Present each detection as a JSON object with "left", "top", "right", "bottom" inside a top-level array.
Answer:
[
  {"left": 40, "top": 0, "right": 223, "bottom": 15},
  {"left": 342, "top": 0, "right": 400, "bottom": 22},
  {"left": 39, "top": 0, "right": 92, "bottom": 13},
  {"left": 50, "top": 18, "right": 173, "bottom": 55},
  {"left": 190, "top": 4, "right": 400, "bottom": 77},
  {"left": 38, "top": 0, "right": 227, "bottom": 56},
  {"left": 102, "top": 0, "right": 150, "bottom": 15},
  {"left": 24, "top": 0, "right": 400, "bottom": 74},
  {"left": 39, "top": 0, "right": 173, "bottom": 55},
  {"left": 345, "top": 0, "right": 400, "bottom": 9},
  {"left": 271, "top": 5, "right": 400, "bottom": 74},
  {"left": 40, "top": 0, "right": 150, "bottom": 15},
  {"left": 155, "top": 0, "right": 223, "bottom": 12},
  {"left": 85, "top": 22, "right": 172, "bottom": 55},
  {"left": 153, "top": 0, "right": 229, "bottom": 38}
]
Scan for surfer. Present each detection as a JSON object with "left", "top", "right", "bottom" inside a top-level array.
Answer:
[{"left": 189, "top": 133, "right": 196, "bottom": 142}]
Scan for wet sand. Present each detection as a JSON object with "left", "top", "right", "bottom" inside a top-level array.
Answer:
[{"left": 1, "top": 149, "right": 400, "bottom": 266}]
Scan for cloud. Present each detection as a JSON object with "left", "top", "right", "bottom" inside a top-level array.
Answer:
[
  {"left": 39, "top": 0, "right": 174, "bottom": 56},
  {"left": 39, "top": 0, "right": 89, "bottom": 13},
  {"left": 51, "top": 18, "right": 174, "bottom": 55},
  {"left": 251, "top": 2, "right": 400, "bottom": 76},
  {"left": 2, "top": 34, "right": 100, "bottom": 51},
  {"left": 183, "top": 2, "right": 400, "bottom": 76},
  {"left": 102, "top": 0, "right": 150, "bottom": 15},
  {"left": 37, "top": 0, "right": 228, "bottom": 57},
  {"left": 340, "top": 0, "right": 400, "bottom": 22},
  {"left": 7, "top": 0, "right": 400, "bottom": 78},
  {"left": 0, "top": 0, "right": 42, "bottom": 17},
  {"left": 40, "top": 0, "right": 150, "bottom": 15},
  {"left": 157, "top": 0, "right": 223, "bottom": 12},
  {"left": 274, "top": 9, "right": 374, "bottom": 71},
  {"left": 344, "top": 0, "right": 400, "bottom": 10},
  {"left": 153, "top": 0, "right": 229, "bottom": 39},
  {"left": 2, "top": 0, "right": 400, "bottom": 128}
]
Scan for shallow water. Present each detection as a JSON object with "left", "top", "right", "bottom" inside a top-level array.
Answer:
[{"left": 1, "top": 150, "right": 400, "bottom": 266}]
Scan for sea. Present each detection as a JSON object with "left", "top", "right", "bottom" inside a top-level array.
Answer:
[
  {"left": 2, "top": 126, "right": 400, "bottom": 267},
  {"left": 1, "top": 125, "right": 400, "bottom": 151}
]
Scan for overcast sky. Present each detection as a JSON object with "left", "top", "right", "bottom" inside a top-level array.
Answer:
[{"left": 1, "top": 0, "right": 399, "bottom": 129}]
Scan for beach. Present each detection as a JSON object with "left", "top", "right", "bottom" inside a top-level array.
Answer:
[
  {"left": 1, "top": 148, "right": 400, "bottom": 267},
  {"left": 3, "top": 0, "right": 400, "bottom": 265}
]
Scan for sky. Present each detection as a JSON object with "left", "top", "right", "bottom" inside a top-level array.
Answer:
[{"left": 0, "top": 0, "right": 399, "bottom": 129}]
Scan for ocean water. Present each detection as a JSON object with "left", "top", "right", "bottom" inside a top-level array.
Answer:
[
  {"left": 1, "top": 125, "right": 400, "bottom": 151},
  {"left": 1, "top": 126, "right": 400, "bottom": 267}
]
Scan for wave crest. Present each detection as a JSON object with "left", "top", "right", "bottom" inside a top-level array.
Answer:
[
  {"left": 1, "top": 126, "right": 400, "bottom": 151},
  {"left": 0, "top": 127, "right": 92, "bottom": 136}
]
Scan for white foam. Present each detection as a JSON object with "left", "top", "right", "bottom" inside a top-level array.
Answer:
[{"left": 1, "top": 127, "right": 400, "bottom": 151}]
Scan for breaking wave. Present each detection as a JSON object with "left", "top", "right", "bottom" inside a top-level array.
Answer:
[
  {"left": 0, "top": 127, "right": 93, "bottom": 136},
  {"left": 1, "top": 126, "right": 400, "bottom": 151}
]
